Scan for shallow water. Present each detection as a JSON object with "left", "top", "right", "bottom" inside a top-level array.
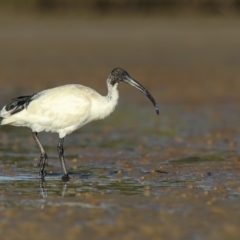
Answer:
[{"left": 0, "top": 103, "right": 240, "bottom": 239}]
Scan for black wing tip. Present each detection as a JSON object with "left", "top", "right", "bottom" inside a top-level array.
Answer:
[
  {"left": 0, "top": 117, "right": 3, "bottom": 124},
  {"left": 5, "top": 94, "right": 35, "bottom": 115}
]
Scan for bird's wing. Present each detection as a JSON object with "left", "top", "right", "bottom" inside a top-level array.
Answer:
[
  {"left": 0, "top": 94, "right": 36, "bottom": 118},
  {"left": 26, "top": 85, "right": 93, "bottom": 129},
  {"left": 1, "top": 85, "right": 96, "bottom": 129}
]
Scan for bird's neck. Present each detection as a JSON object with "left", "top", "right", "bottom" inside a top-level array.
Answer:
[
  {"left": 82, "top": 80, "right": 119, "bottom": 122},
  {"left": 106, "top": 80, "right": 119, "bottom": 103},
  {"left": 94, "top": 80, "right": 118, "bottom": 119}
]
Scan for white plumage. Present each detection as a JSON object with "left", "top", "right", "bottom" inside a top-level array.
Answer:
[
  {"left": 0, "top": 68, "right": 158, "bottom": 180},
  {"left": 1, "top": 84, "right": 119, "bottom": 138}
]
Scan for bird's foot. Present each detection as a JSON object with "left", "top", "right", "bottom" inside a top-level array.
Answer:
[
  {"left": 39, "top": 169, "right": 46, "bottom": 179},
  {"left": 61, "top": 174, "right": 70, "bottom": 181},
  {"left": 37, "top": 153, "right": 48, "bottom": 167},
  {"left": 38, "top": 153, "right": 48, "bottom": 178}
]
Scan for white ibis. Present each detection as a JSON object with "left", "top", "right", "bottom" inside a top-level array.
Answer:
[{"left": 0, "top": 68, "right": 159, "bottom": 180}]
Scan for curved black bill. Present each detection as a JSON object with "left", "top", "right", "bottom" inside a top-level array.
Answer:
[{"left": 123, "top": 76, "right": 159, "bottom": 115}]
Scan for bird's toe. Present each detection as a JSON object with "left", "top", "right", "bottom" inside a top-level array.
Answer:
[{"left": 61, "top": 174, "right": 70, "bottom": 181}]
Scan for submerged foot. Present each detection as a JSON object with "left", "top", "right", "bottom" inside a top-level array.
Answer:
[
  {"left": 38, "top": 153, "right": 48, "bottom": 177},
  {"left": 39, "top": 168, "right": 46, "bottom": 178},
  {"left": 37, "top": 153, "right": 48, "bottom": 167},
  {"left": 61, "top": 174, "right": 70, "bottom": 181}
]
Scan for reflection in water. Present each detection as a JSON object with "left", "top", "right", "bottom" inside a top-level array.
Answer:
[
  {"left": 61, "top": 181, "right": 68, "bottom": 197},
  {"left": 39, "top": 179, "right": 68, "bottom": 198},
  {"left": 0, "top": 155, "right": 239, "bottom": 215},
  {"left": 39, "top": 179, "right": 47, "bottom": 198}
]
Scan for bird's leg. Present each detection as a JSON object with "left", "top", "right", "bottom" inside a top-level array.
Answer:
[
  {"left": 32, "top": 131, "right": 48, "bottom": 177},
  {"left": 57, "top": 138, "right": 69, "bottom": 180}
]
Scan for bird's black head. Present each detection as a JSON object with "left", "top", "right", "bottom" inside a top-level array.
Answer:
[
  {"left": 108, "top": 67, "right": 159, "bottom": 115},
  {"left": 109, "top": 68, "right": 130, "bottom": 86}
]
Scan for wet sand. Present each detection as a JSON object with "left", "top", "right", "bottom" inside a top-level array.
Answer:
[{"left": 0, "top": 15, "right": 240, "bottom": 239}]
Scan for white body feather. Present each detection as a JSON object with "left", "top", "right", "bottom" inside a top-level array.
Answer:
[{"left": 0, "top": 83, "right": 119, "bottom": 138}]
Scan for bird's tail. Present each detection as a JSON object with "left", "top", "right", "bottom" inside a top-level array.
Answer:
[
  {"left": 0, "top": 94, "right": 36, "bottom": 126},
  {"left": 0, "top": 107, "right": 17, "bottom": 125},
  {"left": 0, "top": 106, "right": 10, "bottom": 123}
]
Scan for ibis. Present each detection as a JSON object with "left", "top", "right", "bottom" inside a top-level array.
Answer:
[{"left": 0, "top": 68, "right": 159, "bottom": 180}]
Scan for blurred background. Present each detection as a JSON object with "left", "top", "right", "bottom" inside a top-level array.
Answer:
[
  {"left": 1, "top": 0, "right": 240, "bottom": 14},
  {"left": 0, "top": 0, "right": 240, "bottom": 105}
]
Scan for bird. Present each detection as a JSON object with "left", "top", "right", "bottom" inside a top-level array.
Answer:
[{"left": 0, "top": 68, "right": 159, "bottom": 180}]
